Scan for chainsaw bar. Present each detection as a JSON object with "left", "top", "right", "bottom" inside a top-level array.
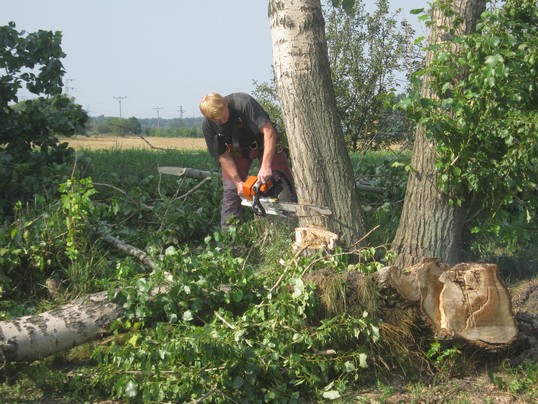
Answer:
[{"left": 241, "top": 197, "right": 332, "bottom": 217}]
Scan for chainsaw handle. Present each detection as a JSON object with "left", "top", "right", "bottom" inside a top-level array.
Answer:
[{"left": 252, "top": 193, "right": 266, "bottom": 216}]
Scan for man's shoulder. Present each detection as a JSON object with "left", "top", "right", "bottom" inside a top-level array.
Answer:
[{"left": 227, "top": 92, "right": 254, "bottom": 106}]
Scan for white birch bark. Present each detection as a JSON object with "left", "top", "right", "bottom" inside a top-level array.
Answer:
[{"left": 268, "top": 0, "right": 365, "bottom": 247}]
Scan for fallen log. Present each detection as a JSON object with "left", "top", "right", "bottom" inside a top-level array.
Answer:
[
  {"left": 0, "top": 246, "right": 517, "bottom": 363},
  {"left": 158, "top": 166, "right": 385, "bottom": 194},
  {"left": 0, "top": 291, "right": 123, "bottom": 363},
  {"left": 0, "top": 234, "right": 164, "bottom": 364},
  {"left": 376, "top": 259, "right": 518, "bottom": 346},
  {"left": 157, "top": 166, "right": 213, "bottom": 180}
]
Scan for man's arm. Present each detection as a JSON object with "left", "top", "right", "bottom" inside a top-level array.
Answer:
[
  {"left": 257, "top": 122, "right": 277, "bottom": 183},
  {"left": 219, "top": 151, "right": 244, "bottom": 195}
]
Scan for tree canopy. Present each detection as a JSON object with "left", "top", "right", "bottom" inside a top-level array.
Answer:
[
  {"left": 398, "top": 0, "right": 538, "bottom": 255},
  {"left": 0, "top": 22, "right": 88, "bottom": 216}
]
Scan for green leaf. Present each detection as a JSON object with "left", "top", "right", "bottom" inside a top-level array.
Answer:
[
  {"left": 344, "top": 360, "right": 356, "bottom": 372},
  {"left": 323, "top": 390, "right": 341, "bottom": 400},
  {"left": 485, "top": 54, "right": 504, "bottom": 67},
  {"left": 125, "top": 380, "right": 138, "bottom": 398},
  {"left": 410, "top": 8, "right": 425, "bottom": 15},
  {"left": 486, "top": 36, "right": 501, "bottom": 48},
  {"left": 182, "top": 310, "right": 193, "bottom": 322},
  {"left": 359, "top": 353, "right": 368, "bottom": 368}
]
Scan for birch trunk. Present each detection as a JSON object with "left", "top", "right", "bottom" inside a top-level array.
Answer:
[
  {"left": 269, "top": 0, "right": 365, "bottom": 247},
  {"left": 0, "top": 291, "right": 123, "bottom": 362}
]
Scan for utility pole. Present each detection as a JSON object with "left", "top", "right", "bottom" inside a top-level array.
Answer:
[
  {"left": 153, "top": 107, "right": 163, "bottom": 129},
  {"left": 114, "top": 96, "right": 127, "bottom": 119},
  {"left": 177, "top": 105, "right": 185, "bottom": 119}
]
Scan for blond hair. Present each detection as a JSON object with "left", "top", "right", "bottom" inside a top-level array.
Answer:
[{"left": 199, "top": 92, "right": 228, "bottom": 121}]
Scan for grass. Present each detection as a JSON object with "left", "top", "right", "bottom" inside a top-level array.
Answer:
[{"left": 72, "top": 148, "right": 216, "bottom": 184}]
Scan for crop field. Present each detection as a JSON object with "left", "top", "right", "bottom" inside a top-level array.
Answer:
[{"left": 60, "top": 135, "right": 206, "bottom": 150}]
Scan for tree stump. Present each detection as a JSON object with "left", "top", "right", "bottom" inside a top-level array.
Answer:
[{"left": 376, "top": 259, "right": 518, "bottom": 346}]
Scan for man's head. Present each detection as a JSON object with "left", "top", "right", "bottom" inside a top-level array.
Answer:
[{"left": 199, "top": 92, "right": 229, "bottom": 125}]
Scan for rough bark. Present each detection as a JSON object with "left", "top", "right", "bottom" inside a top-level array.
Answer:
[
  {"left": 269, "top": 0, "right": 365, "bottom": 247},
  {"left": 391, "top": 0, "right": 487, "bottom": 267},
  {"left": 376, "top": 259, "right": 518, "bottom": 345}
]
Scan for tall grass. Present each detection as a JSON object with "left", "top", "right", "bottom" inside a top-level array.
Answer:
[{"left": 72, "top": 148, "right": 216, "bottom": 185}]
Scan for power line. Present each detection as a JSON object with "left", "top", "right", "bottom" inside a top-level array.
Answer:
[{"left": 64, "top": 78, "right": 75, "bottom": 95}]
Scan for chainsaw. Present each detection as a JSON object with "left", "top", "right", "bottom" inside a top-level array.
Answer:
[{"left": 241, "top": 170, "right": 332, "bottom": 217}]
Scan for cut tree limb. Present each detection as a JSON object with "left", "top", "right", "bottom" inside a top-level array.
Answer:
[
  {"left": 0, "top": 291, "right": 124, "bottom": 363},
  {"left": 0, "top": 234, "right": 163, "bottom": 364},
  {"left": 1, "top": 237, "right": 518, "bottom": 363},
  {"left": 158, "top": 166, "right": 385, "bottom": 194}
]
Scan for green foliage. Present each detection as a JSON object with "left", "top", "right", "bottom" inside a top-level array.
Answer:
[
  {"left": 325, "top": 0, "right": 419, "bottom": 150},
  {"left": 75, "top": 149, "right": 220, "bottom": 248},
  {"left": 0, "top": 22, "right": 88, "bottom": 217},
  {"left": 351, "top": 150, "right": 411, "bottom": 245},
  {"left": 489, "top": 361, "right": 538, "bottom": 400},
  {"left": 397, "top": 0, "right": 538, "bottom": 257},
  {"left": 0, "top": 200, "right": 68, "bottom": 300},
  {"left": 253, "top": 0, "right": 419, "bottom": 152},
  {"left": 59, "top": 177, "right": 97, "bottom": 261},
  {"left": 89, "top": 225, "right": 380, "bottom": 402},
  {"left": 94, "top": 116, "right": 142, "bottom": 135}
]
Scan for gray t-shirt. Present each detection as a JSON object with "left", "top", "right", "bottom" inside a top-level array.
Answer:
[{"left": 202, "top": 92, "right": 270, "bottom": 158}]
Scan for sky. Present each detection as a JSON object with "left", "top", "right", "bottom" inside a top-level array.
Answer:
[{"left": 1, "top": 0, "right": 428, "bottom": 119}]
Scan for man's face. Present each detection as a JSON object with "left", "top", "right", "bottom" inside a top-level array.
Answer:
[{"left": 213, "top": 106, "right": 230, "bottom": 125}]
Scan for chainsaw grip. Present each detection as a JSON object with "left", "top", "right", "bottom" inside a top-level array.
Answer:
[{"left": 252, "top": 195, "right": 266, "bottom": 216}]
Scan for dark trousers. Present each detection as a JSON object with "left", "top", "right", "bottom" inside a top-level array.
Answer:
[{"left": 220, "top": 145, "right": 293, "bottom": 227}]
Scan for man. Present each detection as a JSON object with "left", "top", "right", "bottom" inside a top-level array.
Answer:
[{"left": 200, "top": 92, "right": 294, "bottom": 227}]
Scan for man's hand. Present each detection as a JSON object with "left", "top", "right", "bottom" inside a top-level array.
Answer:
[
  {"left": 235, "top": 180, "right": 244, "bottom": 196},
  {"left": 257, "top": 165, "right": 273, "bottom": 184}
]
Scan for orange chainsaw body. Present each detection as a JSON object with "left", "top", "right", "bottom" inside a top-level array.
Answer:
[{"left": 243, "top": 175, "right": 276, "bottom": 202}]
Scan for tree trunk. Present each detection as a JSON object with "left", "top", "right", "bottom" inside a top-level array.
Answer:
[
  {"left": 0, "top": 291, "right": 124, "bottom": 362},
  {"left": 391, "top": 0, "right": 487, "bottom": 267},
  {"left": 268, "top": 0, "right": 365, "bottom": 247},
  {"left": 0, "top": 234, "right": 163, "bottom": 363}
]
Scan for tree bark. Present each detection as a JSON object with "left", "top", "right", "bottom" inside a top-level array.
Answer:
[
  {"left": 269, "top": 0, "right": 365, "bottom": 247},
  {"left": 0, "top": 291, "right": 124, "bottom": 363},
  {"left": 0, "top": 234, "right": 163, "bottom": 363},
  {"left": 391, "top": 0, "right": 487, "bottom": 267}
]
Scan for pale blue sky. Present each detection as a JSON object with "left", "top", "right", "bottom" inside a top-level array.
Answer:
[{"left": 1, "top": 0, "right": 427, "bottom": 119}]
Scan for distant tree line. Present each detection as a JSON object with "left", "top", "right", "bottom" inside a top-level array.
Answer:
[{"left": 87, "top": 115, "right": 204, "bottom": 137}]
